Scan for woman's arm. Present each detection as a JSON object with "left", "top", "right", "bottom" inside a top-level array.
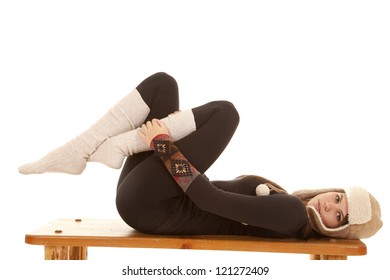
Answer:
[
  {"left": 211, "top": 175, "right": 285, "bottom": 196},
  {"left": 138, "top": 119, "right": 200, "bottom": 192},
  {"left": 138, "top": 120, "right": 308, "bottom": 235},
  {"left": 187, "top": 175, "right": 307, "bottom": 235}
]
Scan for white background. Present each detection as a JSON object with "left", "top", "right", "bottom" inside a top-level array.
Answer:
[{"left": 1, "top": 0, "right": 389, "bottom": 279}]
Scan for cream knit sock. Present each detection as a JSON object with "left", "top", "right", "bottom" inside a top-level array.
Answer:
[
  {"left": 88, "top": 109, "right": 196, "bottom": 169},
  {"left": 19, "top": 89, "right": 150, "bottom": 175}
]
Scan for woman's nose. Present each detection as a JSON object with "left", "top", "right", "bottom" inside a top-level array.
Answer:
[
  {"left": 324, "top": 201, "right": 340, "bottom": 212},
  {"left": 324, "top": 201, "right": 333, "bottom": 212}
]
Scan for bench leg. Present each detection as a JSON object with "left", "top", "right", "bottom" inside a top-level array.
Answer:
[
  {"left": 310, "top": 254, "right": 347, "bottom": 260},
  {"left": 45, "top": 246, "right": 88, "bottom": 260}
]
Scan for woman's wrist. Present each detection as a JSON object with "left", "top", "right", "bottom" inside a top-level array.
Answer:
[
  {"left": 149, "top": 134, "right": 200, "bottom": 192},
  {"left": 150, "top": 134, "right": 170, "bottom": 150}
]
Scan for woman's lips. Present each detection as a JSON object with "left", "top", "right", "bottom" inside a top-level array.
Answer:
[{"left": 317, "top": 201, "right": 321, "bottom": 215}]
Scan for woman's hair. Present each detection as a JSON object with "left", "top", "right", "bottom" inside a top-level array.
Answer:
[{"left": 298, "top": 218, "right": 322, "bottom": 240}]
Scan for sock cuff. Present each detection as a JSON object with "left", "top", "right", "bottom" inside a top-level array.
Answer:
[
  {"left": 121, "top": 88, "right": 151, "bottom": 129},
  {"left": 162, "top": 109, "right": 196, "bottom": 141}
]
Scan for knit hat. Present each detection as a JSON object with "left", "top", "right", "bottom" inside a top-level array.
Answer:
[{"left": 291, "top": 187, "right": 383, "bottom": 239}]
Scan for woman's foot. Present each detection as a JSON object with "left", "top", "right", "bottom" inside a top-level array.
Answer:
[{"left": 19, "top": 142, "right": 87, "bottom": 175}]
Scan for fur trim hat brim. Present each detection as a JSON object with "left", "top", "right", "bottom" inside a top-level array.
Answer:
[{"left": 292, "top": 187, "right": 382, "bottom": 239}]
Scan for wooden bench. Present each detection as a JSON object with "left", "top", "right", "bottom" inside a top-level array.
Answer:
[{"left": 25, "top": 218, "right": 367, "bottom": 260}]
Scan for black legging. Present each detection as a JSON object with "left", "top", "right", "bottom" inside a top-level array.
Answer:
[
  {"left": 115, "top": 73, "right": 308, "bottom": 238},
  {"left": 116, "top": 72, "right": 240, "bottom": 233}
]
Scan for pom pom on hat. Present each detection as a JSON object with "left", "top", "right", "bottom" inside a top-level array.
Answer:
[
  {"left": 256, "top": 184, "right": 270, "bottom": 196},
  {"left": 255, "top": 182, "right": 286, "bottom": 196}
]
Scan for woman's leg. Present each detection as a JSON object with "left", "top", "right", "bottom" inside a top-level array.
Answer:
[
  {"left": 88, "top": 75, "right": 197, "bottom": 170},
  {"left": 115, "top": 72, "right": 180, "bottom": 184},
  {"left": 18, "top": 72, "right": 176, "bottom": 175},
  {"left": 136, "top": 72, "right": 179, "bottom": 117},
  {"left": 116, "top": 100, "right": 240, "bottom": 232},
  {"left": 174, "top": 100, "right": 239, "bottom": 173}
]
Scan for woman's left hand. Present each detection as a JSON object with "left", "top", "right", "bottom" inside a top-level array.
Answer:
[{"left": 138, "top": 119, "right": 170, "bottom": 147}]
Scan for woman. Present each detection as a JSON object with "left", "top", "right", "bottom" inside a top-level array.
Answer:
[{"left": 19, "top": 72, "right": 382, "bottom": 240}]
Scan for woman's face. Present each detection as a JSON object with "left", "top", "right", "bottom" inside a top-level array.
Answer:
[{"left": 307, "top": 192, "right": 348, "bottom": 228}]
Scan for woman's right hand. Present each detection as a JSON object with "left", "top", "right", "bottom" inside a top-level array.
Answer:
[{"left": 138, "top": 119, "right": 170, "bottom": 147}]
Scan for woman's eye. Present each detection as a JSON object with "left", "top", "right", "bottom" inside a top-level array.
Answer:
[
  {"left": 336, "top": 194, "right": 340, "bottom": 203},
  {"left": 336, "top": 212, "right": 341, "bottom": 222}
]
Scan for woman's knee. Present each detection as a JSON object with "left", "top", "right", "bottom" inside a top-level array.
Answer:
[
  {"left": 195, "top": 100, "right": 240, "bottom": 128},
  {"left": 155, "top": 72, "right": 177, "bottom": 85},
  {"left": 146, "top": 72, "right": 177, "bottom": 90},
  {"left": 216, "top": 100, "right": 240, "bottom": 125},
  {"left": 136, "top": 72, "right": 179, "bottom": 116},
  {"left": 137, "top": 72, "right": 177, "bottom": 98}
]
